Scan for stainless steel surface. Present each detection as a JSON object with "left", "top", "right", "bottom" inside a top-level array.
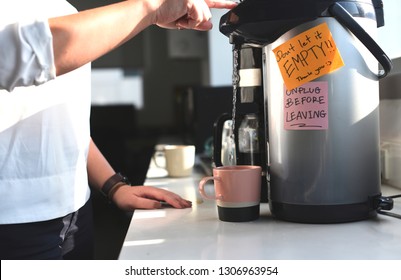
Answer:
[{"left": 264, "top": 17, "right": 381, "bottom": 206}]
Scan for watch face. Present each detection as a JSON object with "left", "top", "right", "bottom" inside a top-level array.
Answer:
[{"left": 121, "top": 174, "right": 130, "bottom": 185}]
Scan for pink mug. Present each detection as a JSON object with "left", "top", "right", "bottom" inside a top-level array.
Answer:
[{"left": 199, "top": 165, "right": 262, "bottom": 222}]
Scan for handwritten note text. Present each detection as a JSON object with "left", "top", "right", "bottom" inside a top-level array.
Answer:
[
  {"left": 284, "top": 81, "right": 328, "bottom": 130},
  {"left": 273, "top": 22, "right": 344, "bottom": 90}
]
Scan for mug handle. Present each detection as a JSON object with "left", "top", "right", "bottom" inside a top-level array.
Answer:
[
  {"left": 199, "top": 176, "right": 223, "bottom": 200},
  {"left": 153, "top": 149, "right": 165, "bottom": 168}
]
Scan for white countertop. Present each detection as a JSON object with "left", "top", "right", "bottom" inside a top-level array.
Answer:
[{"left": 119, "top": 163, "right": 401, "bottom": 260}]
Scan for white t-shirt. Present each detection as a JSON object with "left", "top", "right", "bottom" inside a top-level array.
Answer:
[{"left": 0, "top": 0, "right": 92, "bottom": 224}]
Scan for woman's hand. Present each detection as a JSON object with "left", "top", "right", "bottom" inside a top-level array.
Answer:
[
  {"left": 111, "top": 184, "right": 192, "bottom": 211},
  {"left": 151, "top": 0, "right": 237, "bottom": 30}
]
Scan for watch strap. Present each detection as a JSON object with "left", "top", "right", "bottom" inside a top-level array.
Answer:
[{"left": 101, "top": 173, "right": 130, "bottom": 198}]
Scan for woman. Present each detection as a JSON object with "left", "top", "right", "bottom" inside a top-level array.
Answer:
[{"left": 0, "top": 0, "right": 237, "bottom": 259}]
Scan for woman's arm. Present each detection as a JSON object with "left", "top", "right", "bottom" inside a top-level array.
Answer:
[
  {"left": 49, "top": 0, "right": 237, "bottom": 76},
  {"left": 87, "top": 139, "right": 192, "bottom": 210}
]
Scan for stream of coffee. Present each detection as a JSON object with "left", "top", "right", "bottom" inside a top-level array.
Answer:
[{"left": 229, "top": 46, "right": 240, "bottom": 165}]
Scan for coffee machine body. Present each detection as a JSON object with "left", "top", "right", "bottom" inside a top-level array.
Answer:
[
  {"left": 264, "top": 17, "right": 382, "bottom": 223},
  {"left": 220, "top": 0, "right": 392, "bottom": 223}
]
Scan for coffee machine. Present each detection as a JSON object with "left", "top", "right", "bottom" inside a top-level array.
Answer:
[{"left": 218, "top": 0, "right": 393, "bottom": 223}]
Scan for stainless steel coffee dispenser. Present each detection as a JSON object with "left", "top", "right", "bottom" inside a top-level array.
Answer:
[{"left": 220, "top": 0, "right": 393, "bottom": 223}]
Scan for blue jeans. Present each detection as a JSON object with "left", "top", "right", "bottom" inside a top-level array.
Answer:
[{"left": 0, "top": 199, "right": 94, "bottom": 260}]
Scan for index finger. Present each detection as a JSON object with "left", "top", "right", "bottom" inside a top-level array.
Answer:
[{"left": 206, "top": 0, "right": 238, "bottom": 9}]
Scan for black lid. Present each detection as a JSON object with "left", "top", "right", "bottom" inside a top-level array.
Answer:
[{"left": 220, "top": 0, "right": 383, "bottom": 45}]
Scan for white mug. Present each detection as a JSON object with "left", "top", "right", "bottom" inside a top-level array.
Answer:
[{"left": 154, "top": 145, "right": 196, "bottom": 177}]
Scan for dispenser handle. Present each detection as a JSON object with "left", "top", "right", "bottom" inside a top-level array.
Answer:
[
  {"left": 328, "top": 2, "right": 392, "bottom": 79},
  {"left": 213, "top": 113, "right": 232, "bottom": 167}
]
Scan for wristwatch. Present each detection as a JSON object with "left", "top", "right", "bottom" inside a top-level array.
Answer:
[{"left": 101, "top": 172, "right": 130, "bottom": 198}]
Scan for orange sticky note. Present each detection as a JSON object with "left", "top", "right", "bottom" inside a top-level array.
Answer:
[{"left": 273, "top": 22, "right": 344, "bottom": 90}]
